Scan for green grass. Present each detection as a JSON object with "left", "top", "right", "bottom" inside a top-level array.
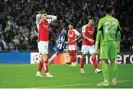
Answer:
[{"left": 0, "top": 64, "right": 133, "bottom": 88}]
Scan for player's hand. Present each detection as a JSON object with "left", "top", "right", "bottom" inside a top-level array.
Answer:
[
  {"left": 72, "top": 39, "right": 77, "bottom": 42},
  {"left": 116, "top": 42, "right": 120, "bottom": 54},
  {"left": 88, "top": 38, "right": 94, "bottom": 42}
]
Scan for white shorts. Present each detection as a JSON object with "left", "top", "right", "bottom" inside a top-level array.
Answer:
[
  {"left": 38, "top": 41, "right": 48, "bottom": 54},
  {"left": 81, "top": 45, "right": 96, "bottom": 54},
  {"left": 69, "top": 45, "right": 76, "bottom": 51}
]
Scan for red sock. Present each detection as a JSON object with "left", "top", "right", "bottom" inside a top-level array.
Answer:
[
  {"left": 80, "top": 57, "right": 85, "bottom": 68},
  {"left": 73, "top": 56, "right": 77, "bottom": 62},
  {"left": 43, "top": 61, "right": 49, "bottom": 73},
  {"left": 69, "top": 51, "right": 73, "bottom": 63},
  {"left": 92, "top": 56, "right": 98, "bottom": 69},
  {"left": 37, "top": 61, "right": 43, "bottom": 72},
  {"left": 73, "top": 50, "right": 77, "bottom": 62}
]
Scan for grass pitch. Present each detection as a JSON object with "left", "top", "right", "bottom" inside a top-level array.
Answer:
[{"left": 0, "top": 64, "right": 133, "bottom": 88}]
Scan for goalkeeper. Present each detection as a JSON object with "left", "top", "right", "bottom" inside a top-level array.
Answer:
[{"left": 95, "top": 6, "right": 121, "bottom": 86}]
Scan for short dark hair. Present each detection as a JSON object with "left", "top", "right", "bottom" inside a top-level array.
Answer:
[
  {"left": 89, "top": 17, "right": 94, "bottom": 20},
  {"left": 40, "top": 10, "right": 47, "bottom": 14},
  {"left": 105, "top": 6, "right": 113, "bottom": 13},
  {"left": 69, "top": 23, "right": 74, "bottom": 26}
]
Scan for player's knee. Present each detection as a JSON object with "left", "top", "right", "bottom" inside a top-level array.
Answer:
[
  {"left": 82, "top": 54, "right": 86, "bottom": 59},
  {"left": 91, "top": 53, "right": 96, "bottom": 57},
  {"left": 101, "top": 60, "right": 107, "bottom": 65},
  {"left": 110, "top": 60, "right": 115, "bottom": 64},
  {"left": 41, "top": 54, "right": 48, "bottom": 61}
]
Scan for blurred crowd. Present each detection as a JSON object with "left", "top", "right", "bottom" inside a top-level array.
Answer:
[{"left": 0, "top": 0, "right": 133, "bottom": 52}]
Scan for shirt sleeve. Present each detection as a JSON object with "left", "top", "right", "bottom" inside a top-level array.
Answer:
[
  {"left": 82, "top": 25, "right": 86, "bottom": 33},
  {"left": 95, "top": 18, "right": 103, "bottom": 50},
  {"left": 36, "top": 14, "right": 41, "bottom": 25},
  {"left": 74, "top": 29, "right": 80, "bottom": 36},
  {"left": 96, "top": 18, "right": 103, "bottom": 42},
  {"left": 47, "top": 15, "right": 57, "bottom": 24}
]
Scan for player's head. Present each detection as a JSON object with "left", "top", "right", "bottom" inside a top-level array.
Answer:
[
  {"left": 105, "top": 6, "right": 113, "bottom": 15},
  {"left": 88, "top": 17, "right": 94, "bottom": 26},
  {"left": 61, "top": 28, "right": 66, "bottom": 34},
  {"left": 40, "top": 11, "right": 47, "bottom": 20},
  {"left": 68, "top": 24, "right": 73, "bottom": 30}
]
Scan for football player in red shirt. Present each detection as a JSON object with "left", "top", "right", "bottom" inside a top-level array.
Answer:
[
  {"left": 80, "top": 17, "right": 102, "bottom": 73},
  {"left": 36, "top": 11, "right": 57, "bottom": 77},
  {"left": 68, "top": 24, "right": 81, "bottom": 67}
]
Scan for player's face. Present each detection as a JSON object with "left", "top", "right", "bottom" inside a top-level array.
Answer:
[
  {"left": 62, "top": 29, "right": 66, "bottom": 34},
  {"left": 41, "top": 14, "right": 47, "bottom": 20},
  {"left": 68, "top": 25, "right": 73, "bottom": 30},
  {"left": 89, "top": 19, "right": 94, "bottom": 26}
]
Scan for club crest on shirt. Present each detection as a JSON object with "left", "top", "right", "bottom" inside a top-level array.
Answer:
[
  {"left": 43, "top": 24, "right": 48, "bottom": 28},
  {"left": 69, "top": 34, "right": 73, "bottom": 37},
  {"left": 88, "top": 31, "right": 94, "bottom": 34}
]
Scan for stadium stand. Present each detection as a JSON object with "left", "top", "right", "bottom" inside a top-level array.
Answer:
[{"left": 0, "top": 0, "right": 133, "bottom": 52}]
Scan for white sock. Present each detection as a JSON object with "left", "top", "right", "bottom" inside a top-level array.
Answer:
[
  {"left": 104, "top": 80, "right": 108, "bottom": 83},
  {"left": 49, "top": 54, "right": 57, "bottom": 62},
  {"left": 112, "top": 78, "right": 116, "bottom": 82},
  {"left": 72, "top": 62, "right": 74, "bottom": 65},
  {"left": 74, "top": 61, "right": 77, "bottom": 64},
  {"left": 81, "top": 68, "right": 84, "bottom": 70},
  {"left": 37, "top": 71, "right": 40, "bottom": 74},
  {"left": 46, "top": 72, "right": 49, "bottom": 75}
]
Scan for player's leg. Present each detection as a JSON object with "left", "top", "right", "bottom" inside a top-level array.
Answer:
[
  {"left": 91, "top": 54, "right": 102, "bottom": 73},
  {"left": 48, "top": 47, "right": 59, "bottom": 64},
  {"left": 71, "top": 45, "right": 77, "bottom": 66},
  {"left": 36, "top": 41, "right": 53, "bottom": 78},
  {"left": 68, "top": 45, "right": 76, "bottom": 67},
  {"left": 97, "top": 59, "right": 109, "bottom": 86},
  {"left": 36, "top": 42, "right": 44, "bottom": 77},
  {"left": 72, "top": 50, "right": 77, "bottom": 66},
  {"left": 97, "top": 45, "right": 109, "bottom": 86},
  {"left": 89, "top": 45, "right": 102, "bottom": 73},
  {"left": 110, "top": 60, "right": 117, "bottom": 86},
  {"left": 68, "top": 50, "right": 74, "bottom": 67},
  {"left": 80, "top": 54, "right": 86, "bottom": 73},
  {"left": 109, "top": 42, "right": 118, "bottom": 86},
  {"left": 36, "top": 58, "right": 44, "bottom": 77},
  {"left": 80, "top": 45, "right": 88, "bottom": 73},
  {"left": 48, "top": 53, "right": 57, "bottom": 64}
]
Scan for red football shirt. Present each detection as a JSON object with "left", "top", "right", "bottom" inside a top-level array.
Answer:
[
  {"left": 82, "top": 25, "right": 95, "bottom": 46},
  {"left": 38, "top": 20, "right": 49, "bottom": 41},
  {"left": 68, "top": 29, "right": 80, "bottom": 45}
]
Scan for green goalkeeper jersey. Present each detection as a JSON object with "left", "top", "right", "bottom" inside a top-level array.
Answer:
[{"left": 96, "top": 15, "right": 121, "bottom": 47}]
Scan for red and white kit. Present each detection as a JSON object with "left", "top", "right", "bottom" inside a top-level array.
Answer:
[
  {"left": 80, "top": 24, "right": 102, "bottom": 74},
  {"left": 36, "top": 14, "right": 57, "bottom": 78},
  {"left": 36, "top": 14, "right": 57, "bottom": 54},
  {"left": 68, "top": 29, "right": 80, "bottom": 64},
  {"left": 68, "top": 29, "right": 80, "bottom": 50},
  {"left": 81, "top": 25, "right": 96, "bottom": 54}
]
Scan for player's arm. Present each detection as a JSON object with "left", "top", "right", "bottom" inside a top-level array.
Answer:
[
  {"left": 47, "top": 15, "right": 57, "bottom": 24},
  {"left": 73, "top": 29, "right": 81, "bottom": 42},
  {"left": 67, "top": 31, "right": 69, "bottom": 43},
  {"left": 60, "top": 34, "right": 65, "bottom": 43},
  {"left": 116, "top": 22, "right": 121, "bottom": 53},
  {"left": 82, "top": 25, "right": 94, "bottom": 42},
  {"left": 36, "top": 13, "right": 41, "bottom": 25},
  {"left": 95, "top": 19, "right": 103, "bottom": 53}
]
